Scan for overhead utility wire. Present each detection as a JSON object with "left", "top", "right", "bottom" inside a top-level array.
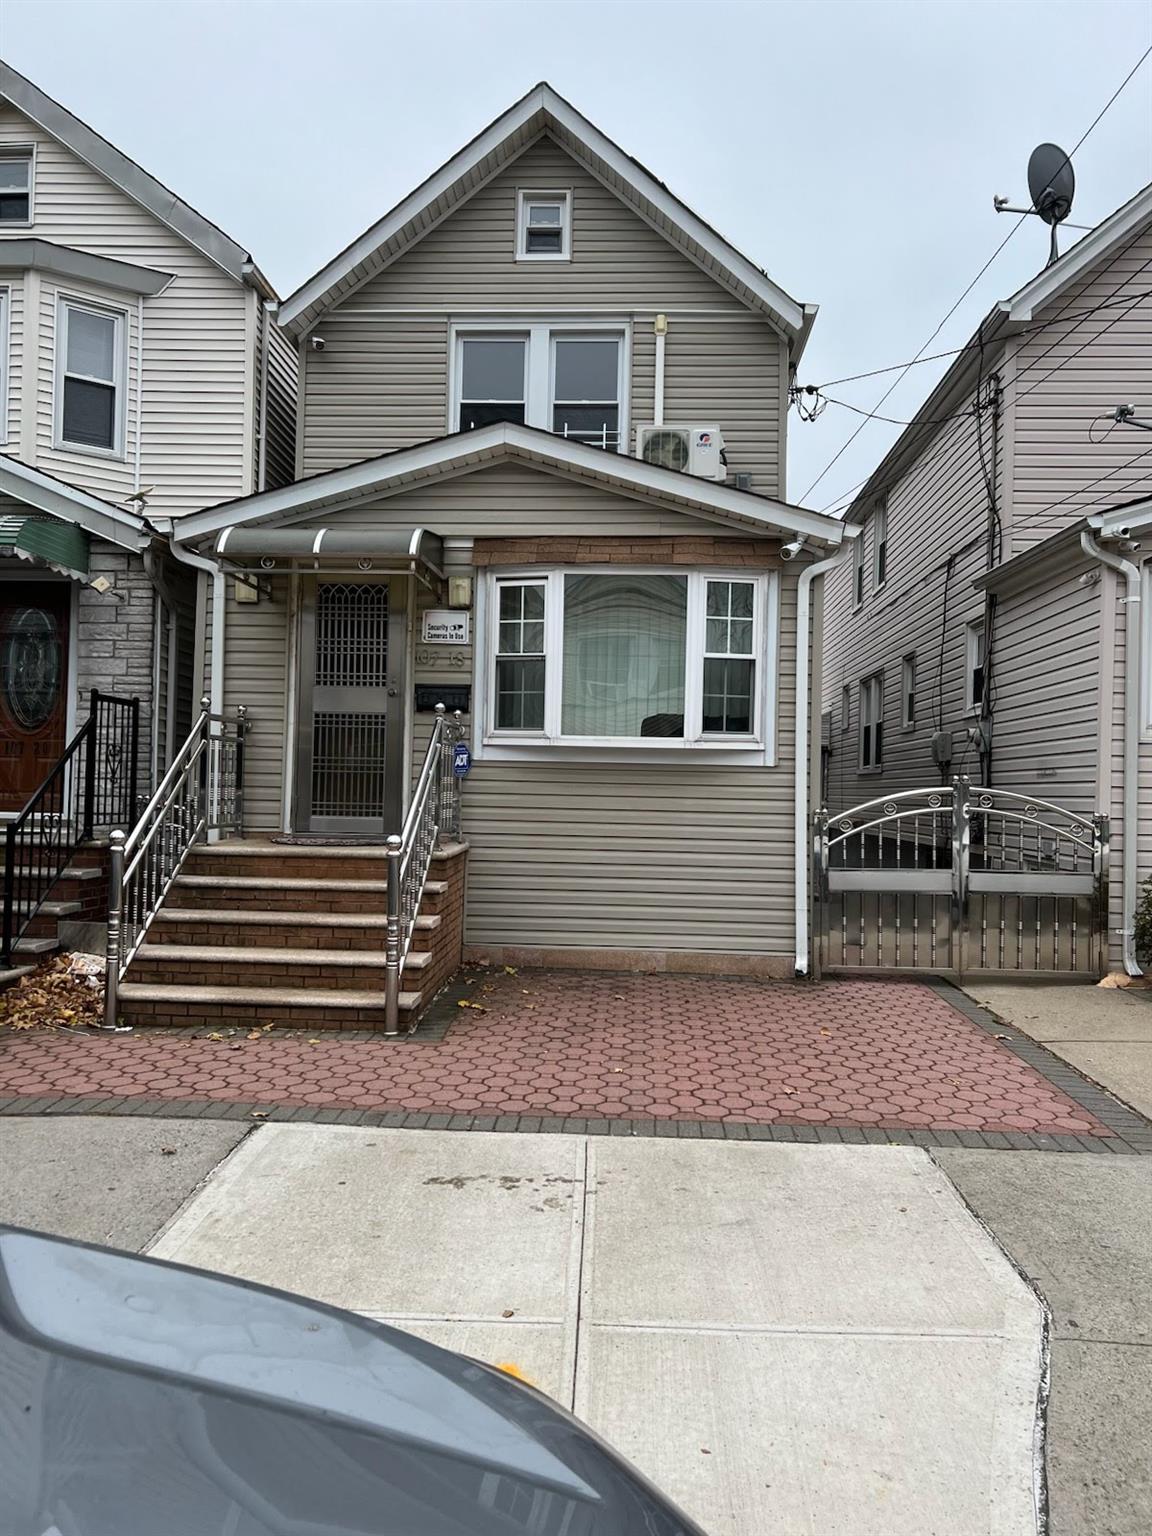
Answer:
[{"left": 795, "top": 41, "right": 1152, "bottom": 504}]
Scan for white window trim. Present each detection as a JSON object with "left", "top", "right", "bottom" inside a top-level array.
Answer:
[
  {"left": 873, "top": 501, "right": 888, "bottom": 590},
  {"left": 54, "top": 294, "right": 128, "bottom": 459},
  {"left": 859, "top": 671, "right": 884, "bottom": 773},
  {"left": 0, "top": 287, "right": 9, "bottom": 447},
  {"left": 901, "top": 651, "right": 916, "bottom": 731},
  {"left": 0, "top": 143, "right": 34, "bottom": 229},
  {"left": 448, "top": 319, "right": 630, "bottom": 453},
  {"left": 473, "top": 566, "right": 779, "bottom": 765},
  {"left": 515, "top": 188, "right": 571, "bottom": 262},
  {"left": 964, "top": 619, "right": 985, "bottom": 716}
]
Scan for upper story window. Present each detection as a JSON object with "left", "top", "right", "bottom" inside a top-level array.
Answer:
[
  {"left": 873, "top": 500, "right": 888, "bottom": 588},
  {"left": 841, "top": 683, "right": 851, "bottom": 734},
  {"left": 853, "top": 531, "right": 865, "bottom": 607},
  {"left": 965, "top": 619, "right": 986, "bottom": 714},
  {"left": 901, "top": 652, "right": 916, "bottom": 729},
  {"left": 487, "top": 568, "right": 772, "bottom": 750},
  {"left": 516, "top": 190, "right": 570, "bottom": 261},
  {"left": 859, "top": 672, "right": 883, "bottom": 771},
  {"left": 0, "top": 149, "right": 32, "bottom": 224},
  {"left": 455, "top": 324, "right": 624, "bottom": 451},
  {"left": 56, "top": 298, "right": 124, "bottom": 455}
]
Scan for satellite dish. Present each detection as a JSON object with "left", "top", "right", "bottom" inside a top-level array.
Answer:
[{"left": 1027, "top": 143, "right": 1075, "bottom": 226}]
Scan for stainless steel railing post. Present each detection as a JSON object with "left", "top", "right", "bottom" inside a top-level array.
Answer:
[
  {"left": 384, "top": 833, "right": 403, "bottom": 1037},
  {"left": 102, "top": 828, "right": 126, "bottom": 1031}
]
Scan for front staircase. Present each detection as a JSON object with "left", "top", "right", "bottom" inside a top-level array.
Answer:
[{"left": 115, "top": 839, "right": 467, "bottom": 1031}]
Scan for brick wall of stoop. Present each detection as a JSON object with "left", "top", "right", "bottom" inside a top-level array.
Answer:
[
  {"left": 471, "top": 536, "right": 782, "bottom": 568},
  {"left": 76, "top": 543, "right": 155, "bottom": 799},
  {"left": 418, "top": 842, "right": 468, "bottom": 1011}
]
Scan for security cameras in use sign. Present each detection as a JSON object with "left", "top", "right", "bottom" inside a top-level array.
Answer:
[{"left": 422, "top": 610, "right": 470, "bottom": 645}]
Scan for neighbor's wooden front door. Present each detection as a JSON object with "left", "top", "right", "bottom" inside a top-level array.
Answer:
[{"left": 0, "top": 581, "right": 71, "bottom": 813}]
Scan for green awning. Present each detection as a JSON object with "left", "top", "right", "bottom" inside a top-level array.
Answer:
[{"left": 0, "top": 514, "right": 90, "bottom": 579}]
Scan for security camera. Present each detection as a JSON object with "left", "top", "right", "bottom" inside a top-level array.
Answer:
[
  {"left": 309, "top": 335, "right": 326, "bottom": 351},
  {"left": 779, "top": 540, "right": 805, "bottom": 561}
]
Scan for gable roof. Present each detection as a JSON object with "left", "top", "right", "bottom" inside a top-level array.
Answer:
[
  {"left": 277, "top": 83, "right": 814, "bottom": 356},
  {"left": 172, "top": 422, "right": 847, "bottom": 548},
  {"left": 0, "top": 452, "right": 148, "bottom": 550},
  {"left": 0, "top": 59, "right": 277, "bottom": 299},
  {"left": 844, "top": 178, "right": 1152, "bottom": 522}
]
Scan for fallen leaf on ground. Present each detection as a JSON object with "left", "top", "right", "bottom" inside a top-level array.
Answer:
[
  {"left": 160, "top": 1147, "right": 176, "bottom": 1156},
  {"left": 247, "top": 1030, "right": 263, "bottom": 1040},
  {"left": 205, "top": 1031, "right": 226, "bottom": 1042},
  {"left": 458, "top": 1000, "right": 489, "bottom": 1012},
  {"left": 307, "top": 1038, "right": 323, "bottom": 1045},
  {"left": 503, "top": 966, "right": 518, "bottom": 976},
  {"left": 251, "top": 1111, "right": 269, "bottom": 1119},
  {"left": 501, "top": 1308, "right": 515, "bottom": 1318},
  {"left": 0, "top": 956, "right": 103, "bottom": 1032}
]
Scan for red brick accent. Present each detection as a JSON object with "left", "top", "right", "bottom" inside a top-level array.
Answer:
[
  {"left": 417, "top": 843, "right": 468, "bottom": 1007},
  {"left": 471, "top": 537, "right": 782, "bottom": 568}
]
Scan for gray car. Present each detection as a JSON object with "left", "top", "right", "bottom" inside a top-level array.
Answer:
[{"left": 0, "top": 1225, "right": 710, "bottom": 1535}]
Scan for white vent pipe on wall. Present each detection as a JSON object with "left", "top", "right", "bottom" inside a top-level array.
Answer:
[
  {"left": 1080, "top": 528, "right": 1144, "bottom": 976},
  {"left": 653, "top": 313, "right": 667, "bottom": 428}
]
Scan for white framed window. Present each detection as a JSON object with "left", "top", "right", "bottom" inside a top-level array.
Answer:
[
  {"left": 483, "top": 568, "right": 775, "bottom": 754},
  {"left": 841, "top": 682, "right": 851, "bottom": 734},
  {"left": 453, "top": 322, "right": 626, "bottom": 450},
  {"left": 965, "top": 619, "right": 986, "bottom": 714},
  {"left": 55, "top": 297, "right": 125, "bottom": 455},
  {"left": 859, "top": 672, "right": 883, "bottom": 771},
  {"left": 516, "top": 189, "right": 570, "bottom": 261},
  {"left": 873, "top": 500, "right": 888, "bottom": 588},
  {"left": 853, "top": 531, "right": 865, "bottom": 607},
  {"left": 901, "top": 652, "right": 916, "bottom": 730},
  {"left": 0, "top": 147, "right": 32, "bottom": 225}
]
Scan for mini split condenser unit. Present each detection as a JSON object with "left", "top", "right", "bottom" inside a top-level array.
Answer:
[{"left": 635, "top": 425, "right": 726, "bottom": 481}]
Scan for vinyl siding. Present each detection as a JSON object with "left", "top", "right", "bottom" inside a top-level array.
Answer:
[
  {"left": 990, "top": 556, "right": 1101, "bottom": 816},
  {"left": 298, "top": 135, "right": 785, "bottom": 494},
  {"left": 214, "top": 574, "right": 291, "bottom": 835},
  {"left": 325, "top": 460, "right": 742, "bottom": 538},
  {"left": 1010, "top": 221, "right": 1152, "bottom": 550},
  {"left": 0, "top": 274, "right": 20, "bottom": 446},
  {"left": 1106, "top": 564, "right": 1152, "bottom": 968},
  {"left": 822, "top": 390, "right": 993, "bottom": 811},
  {"left": 0, "top": 103, "right": 255, "bottom": 517}
]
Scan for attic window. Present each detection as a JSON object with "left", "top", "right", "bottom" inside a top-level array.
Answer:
[
  {"left": 517, "top": 190, "right": 570, "bottom": 261},
  {"left": 0, "top": 149, "right": 32, "bottom": 224}
]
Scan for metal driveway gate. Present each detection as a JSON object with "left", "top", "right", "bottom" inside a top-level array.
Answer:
[{"left": 813, "top": 777, "right": 1108, "bottom": 980}]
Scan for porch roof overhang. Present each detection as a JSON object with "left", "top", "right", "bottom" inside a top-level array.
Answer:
[
  {"left": 0, "top": 453, "right": 148, "bottom": 553},
  {"left": 174, "top": 423, "right": 849, "bottom": 550},
  {"left": 0, "top": 238, "right": 175, "bottom": 297},
  {"left": 0, "top": 512, "right": 89, "bottom": 578},
  {"left": 215, "top": 524, "right": 444, "bottom": 577}
]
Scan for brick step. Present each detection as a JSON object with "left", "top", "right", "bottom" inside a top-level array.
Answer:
[
  {"left": 128, "top": 944, "right": 430, "bottom": 992},
  {"left": 10, "top": 864, "right": 102, "bottom": 884},
  {"left": 13, "top": 935, "right": 59, "bottom": 956},
  {"left": 170, "top": 874, "right": 390, "bottom": 915},
  {"left": 115, "top": 982, "right": 421, "bottom": 1032},
  {"left": 150, "top": 908, "right": 389, "bottom": 950},
  {"left": 183, "top": 845, "right": 395, "bottom": 882},
  {"left": 11, "top": 899, "right": 82, "bottom": 920}
]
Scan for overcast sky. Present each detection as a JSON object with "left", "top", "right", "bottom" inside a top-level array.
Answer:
[{"left": 2, "top": 0, "right": 1149, "bottom": 507}]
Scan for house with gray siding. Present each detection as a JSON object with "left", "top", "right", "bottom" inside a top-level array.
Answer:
[
  {"left": 821, "top": 181, "right": 1152, "bottom": 976},
  {"left": 113, "top": 83, "right": 853, "bottom": 1031},
  {"left": 0, "top": 60, "right": 294, "bottom": 967}
]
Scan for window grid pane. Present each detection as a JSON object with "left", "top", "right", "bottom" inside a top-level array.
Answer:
[
  {"left": 495, "top": 583, "right": 546, "bottom": 730},
  {"left": 66, "top": 307, "right": 117, "bottom": 382},
  {"left": 704, "top": 582, "right": 755, "bottom": 656}
]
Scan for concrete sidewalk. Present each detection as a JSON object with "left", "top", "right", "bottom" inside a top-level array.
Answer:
[
  {"left": 963, "top": 982, "right": 1152, "bottom": 1121},
  {"left": 148, "top": 1124, "right": 1045, "bottom": 1535}
]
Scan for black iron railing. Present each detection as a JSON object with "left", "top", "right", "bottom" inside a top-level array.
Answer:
[{"left": 2, "top": 691, "right": 140, "bottom": 966}]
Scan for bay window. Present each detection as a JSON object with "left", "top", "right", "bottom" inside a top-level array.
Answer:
[
  {"left": 485, "top": 569, "right": 773, "bottom": 750},
  {"left": 455, "top": 324, "right": 624, "bottom": 450},
  {"left": 57, "top": 298, "right": 124, "bottom": 453}
]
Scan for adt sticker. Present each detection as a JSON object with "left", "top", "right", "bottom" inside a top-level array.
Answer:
[{"left": 452, "top": 742, "right": 472, "bottom": 778}]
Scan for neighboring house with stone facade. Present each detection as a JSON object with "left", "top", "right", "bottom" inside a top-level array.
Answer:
[
  {"left": 0, "top": 60, "right": 294, "bottom": 967},
  {"left": 127, "top": 83, "right": 854, "bottom": 1033},
  {"left": 821, "top": 181, "right": 1152, "bottom": 975}
]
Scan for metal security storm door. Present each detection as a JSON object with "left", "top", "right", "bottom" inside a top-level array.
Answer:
[{"left": 295, "top": 578, "right": 406, "bottom": 835}]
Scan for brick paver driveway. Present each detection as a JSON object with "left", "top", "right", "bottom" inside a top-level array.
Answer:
[{"left": 0, "top": 973, "right": 1127, "bottom": 1142}]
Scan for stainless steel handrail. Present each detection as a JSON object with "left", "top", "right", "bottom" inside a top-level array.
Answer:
[
  {"left": 383, "top": 703, "right": 464, "bottom": 1036},
  {"left": 103, "top": 698, "right": 249, "bottom": 1031}
]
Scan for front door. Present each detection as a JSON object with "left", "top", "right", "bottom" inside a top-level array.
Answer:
[
  {"left": 295, "top": 577, "right": 406, "bottom": 835},
  {"left": 0, "top": 581, "right": 71, "bottom": 814}
]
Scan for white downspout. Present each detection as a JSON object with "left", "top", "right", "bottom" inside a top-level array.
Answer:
[
  {"left": 653, "top": 313, "right": 667, "bottom": 427},
  {"left": 169, "top": 539, "right": 225, "bottom": 843},
  {"left": 793, "top": 537, "right": 854, "bottom": 976},
  {"left": 1080, "top": 529, "right": 1143, "bottom": 976}
]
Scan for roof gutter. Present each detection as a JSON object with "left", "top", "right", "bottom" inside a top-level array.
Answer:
[
  {"left": 1080, "top": 528, "right": 1143, "bottom": 976},
  {"left": 793, "top": 536, "right": 855, "bottom": 976}
]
